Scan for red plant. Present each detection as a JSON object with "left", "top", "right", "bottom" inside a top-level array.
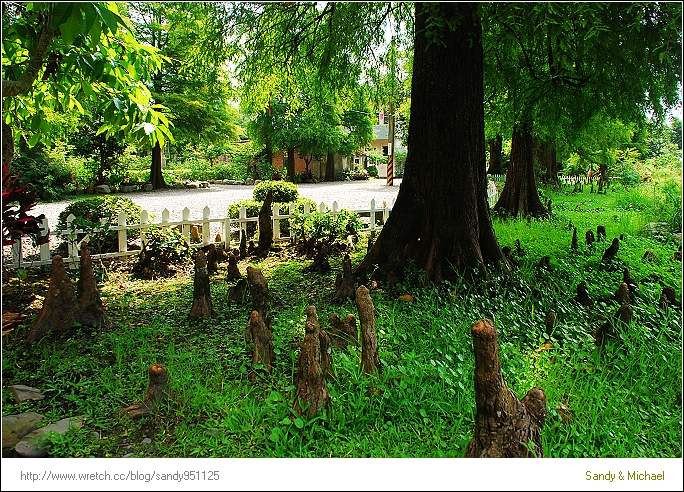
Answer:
[{"left": 2, "top": 163, "right": 48, "bottom": 247}]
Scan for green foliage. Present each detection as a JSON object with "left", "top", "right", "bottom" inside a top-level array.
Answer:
[
  {"left": 2, "top": 163, "right": 46, "bottom": 247},
  {"left": 2, "top": 2, "right": 173, "bottom": 151},
  {"left": 290, "top": 208, "right": 363, "bottom": 242},
  {"left": 253, "top": 180, "right": 299, "bottom": 203},
  {"left": 11, "top": 141, "right": 78, "bottom": 200},
  {"left": 366, "top": 165, "right": 379, "bottom": 178},
  {"left": 1, "top": 182, "right": 681, "bottom": 458},
  {"left": 57, "top": 196, "right": 142, "bottom": 252},
  {"left": 343, "top": 168, "right": 370, "bottom": 181},
  {"left": 133, "top": 225, "right": 191, "bottom": 276}
]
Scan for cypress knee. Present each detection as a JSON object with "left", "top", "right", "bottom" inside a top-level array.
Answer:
[
  {"left": 118, "top": 364, "right": 170, "bottom": 418},
  {"left": 26, "top": 255, "right": 77, "bottom": 343},
  {"left": 293, "top": 306, "right": 330, "bottom": 418},
  {"left": 465, "top": 319, "right": 546, "bottom": 457},
  {"left": 189, "top": 249, "right": 214, "bottom": 319},
  {"left": 355, "top": 285, "right": 381, "bottom": 375}
]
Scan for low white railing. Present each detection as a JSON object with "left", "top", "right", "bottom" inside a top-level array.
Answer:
[{"left": 5, "top": 199, "right": 396, "bottom": 269}]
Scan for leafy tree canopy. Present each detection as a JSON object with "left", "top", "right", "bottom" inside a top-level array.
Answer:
[{"left": 2, "top": 2, "right": 173, "bottom": 154}]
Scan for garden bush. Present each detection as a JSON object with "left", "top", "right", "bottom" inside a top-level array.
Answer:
[
  {"left": 366, "top": 165, "right": 379, "bottom": 178},
  {"left": 57, "top": 195, "right": 142, "bottom": 253},
  {"left": 253, "top": 180, "right": 299, "bottom": 203},
  {"left": 132, "top": 224, "right": 191, "bottom": 278},
  {"left": 290, "top": 208, "right": 363, "bottom": 242}
]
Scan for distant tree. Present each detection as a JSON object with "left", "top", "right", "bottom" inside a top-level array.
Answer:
[
  {"left": 126, "top": 2, "right": 237, "bottom": 188},
  {"left": 485, "top": 3, "right": 681, "bottom": 216}
]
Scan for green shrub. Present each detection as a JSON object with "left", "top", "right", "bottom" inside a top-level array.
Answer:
[
  {"left": 366, "top": 165, "right": 379, "bottom": 178},
  {"left": 253, "top": 180, "right": 299, "bottom": 203},
  {"left": 343, "top": 168, "right": 369, "bottom": 181},
  {"left": 57, "top": 196, "right": 142, "bottom": 253},
  {"left": 290, "top": 208, "right": 363, "bottom": 242},
  {"left": 132, "top": 224, "right": 191, "bottom": 277},
  {"left": 12, "top": 142, "right": 77, "bottom": 201}
]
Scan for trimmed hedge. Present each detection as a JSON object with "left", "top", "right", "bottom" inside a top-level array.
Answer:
[{"left": 253, "top": 180, "right": 299, "bottom": 203}]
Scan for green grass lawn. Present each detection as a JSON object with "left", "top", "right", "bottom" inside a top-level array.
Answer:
[{"left": 1, "top": 182, "right": 681, "bottom": 458}]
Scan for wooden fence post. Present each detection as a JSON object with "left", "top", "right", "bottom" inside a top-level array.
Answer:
[
  {"left": 118, "top": 211, "right": 128, "bottom": 254},
  {"left": 224, "top": 214, "right": 231, "bottom": 249},
  {"left": 182, "top": 208, "right": 191, "bottom": 240},
  {"left": 202, "top": 206, "right": 211, "bottom": 246},
  {"left": 39, "top": 217, "right": 50, "bottom": 264},
  {"left": 272, "top": 203, "right": 281, "bottom": 241},
  {"left": 140, "top": 210, "right": 149, "bottom": 247}
]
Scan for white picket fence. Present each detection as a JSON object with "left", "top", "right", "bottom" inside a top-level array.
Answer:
[
  {"left": 488, "top": 173, "right": 597, "bottom": 185},
  {"left": 5, "top": 199, "right": 396, "bottom": 269}
]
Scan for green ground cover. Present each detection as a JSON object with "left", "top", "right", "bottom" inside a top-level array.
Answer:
[{"left": 1, "top": 182, "right": 681, "bottom": 458}]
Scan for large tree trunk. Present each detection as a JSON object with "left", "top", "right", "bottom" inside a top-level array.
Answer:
[
  {"left": 355, "top": 3, "right": 506, "bottom": 285},
  {"left": 149, "top": 141, "right": 167, "bottom": 189},
  {"left": 536, "top": 139, "right": 559, "bottom": 186},
  {"left": 492, "top": 121, "right": 548, "bottom": 218},
  {"left": 286, "top": 147, "right": 296, "bottom": 182},
  {"left": 325, "top": 152, "right": 335, "bottom": 182},
  {"left": 486, "top": 135, "right": 504, "bottom": 175}
]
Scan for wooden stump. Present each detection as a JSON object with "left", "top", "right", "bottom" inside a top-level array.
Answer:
[
  {"left": 544, "top": 311, "right": 556, "bottom": 338},
  {"left": 570, "top": 227, "right": 578, "bottom": 250},
  {"left": 254, "top": 189, "right": 273, "bottom": 256},
  {"left": 189, "top": 249, "right": 214, "bottom": 320},
  {"left": 622, "top": 268, "right": 638, "bottom": 295},
  {"left": 465, "top": 319, "right": 546, "bottom": 458},
  {"left": 225, "top": 252, "right": 241, "bottom": 280},
  {"left": 334, "top": 254, "right": 356, "bottom": 303},
  {"left": 306, "top": 306, "right": 334, "bottom": 380},
  {"left": 585, "top": 230, "right": 595, "bottom": 246},
  {"left": 239, "top": 230, "right": 247, "bottom": 259},
  {"left": 355, "top": 285, "right": 381, "bottom": 375},
  {"left": 26, "top": 256, "right": 77, "bottom": 344},
  {"left": 614, "top": 282, "right": 631, "bottom": 305},
  {"left": 601, "top": 238, "right": 619, "bottom": 265},
  {"left": 293, "top": 306, "right": 330, "bottom": 418},
  {"left": 328, "top": 313, "right": 358, "bottom": 349},
  {"left": 597, "top": 225, "right": 606, "bottom": 241},
  {"left": 574, "top": 281, "right": 593, "bottom": 307},
  {"left": 249, "top": 310, "right": 274, "bottom": 375},
  {"left": 206, "top": 244, "right": 220, "bottom": 274},
  {"left": 228, "top": 278, "right": 248, "bottom": 302},
  {"left": 118, "top": 364, "right": 169, "bottom": 418},
  {"left": 303, "top": 242, "right": 331, "bottom": 273},
  {"left": 74, "top": 242, "right": 111, "bottom": 328},
  {"left": 537, "top": 256, "right": 552, "bottom": 272},
  {"left": 593, "top": 304, "right": 633, "bottom": 345},
  {"left": 245, "top": 266, "right": 271, "bottom": 341}
]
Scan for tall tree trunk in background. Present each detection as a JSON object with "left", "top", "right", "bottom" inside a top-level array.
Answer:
[
  {"left": 536, "top": 139, "right": 558, "bottom": 186},
  {"left": 150, "top": 141, "right": 167, "bottom": 189},
  {"left": 492, "top": 121, "right": 547, "bottom": 217},
  {"left": 286, "top": 147, "right": 296, "bottom": 182},
  {"left": 486, "top": 134, "right": 504, "bottom": 175},
  {"left": 325, "top": 152, "right": 335, "bottom": 181},
  {"left": 356, "top": 2, "right": 506, "bottom": 285},
  {"left": 2, "top": 121, "right": 14, "bottom": 172}
]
